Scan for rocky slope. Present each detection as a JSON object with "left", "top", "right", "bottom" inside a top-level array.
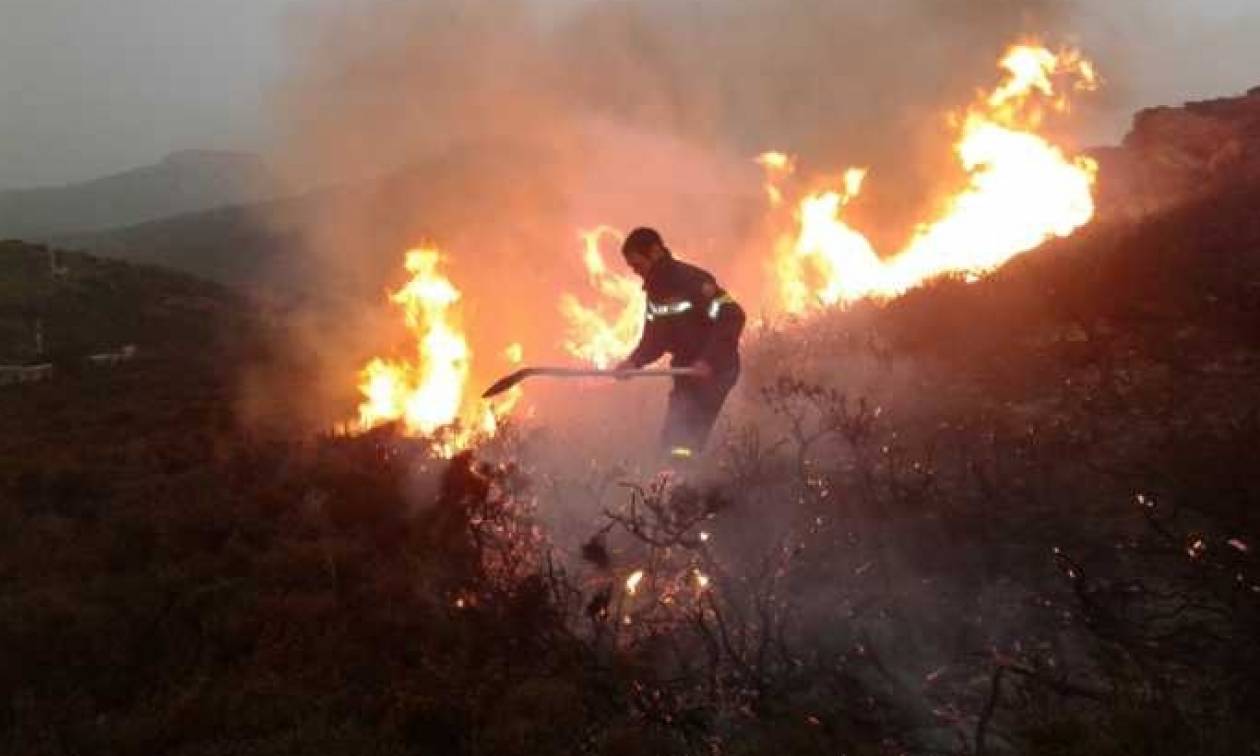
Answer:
[{"left": 1095, "top": 86, "right": 1260, "bottom": 218}]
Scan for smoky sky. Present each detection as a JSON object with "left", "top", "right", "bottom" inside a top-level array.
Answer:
[
  {"left": 0, "top": 0, "right": 299, "bottom": 188},
  {"left": 0, "top": 0, "right": 1258, "bottom": 189}
]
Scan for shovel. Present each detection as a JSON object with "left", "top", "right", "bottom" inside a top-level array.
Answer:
[{"left": 481, "top": 366, "right": 701, "bottom": 399}]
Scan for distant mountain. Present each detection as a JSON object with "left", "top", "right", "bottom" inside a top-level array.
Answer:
[
  {"left": 0, "top": 150, "right": 283, "bottom": 240},
  {"left": 53, "top": 142, "right": 576, "bottom": 297}
]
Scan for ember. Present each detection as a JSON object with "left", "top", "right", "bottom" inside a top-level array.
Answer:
[{"left": 625, "top": 569, "right": 646, "bottom": 596}]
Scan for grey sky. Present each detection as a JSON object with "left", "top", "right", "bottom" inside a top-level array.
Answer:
[
  {"left": 1076, "top": 0, "right": 1260, "bottom": 138},
  {"left": 1, "top": 0, "right": 1258, "bottom": 189},
  {"left": 0, "top": 0, "right": 299, "bottom": 188}
]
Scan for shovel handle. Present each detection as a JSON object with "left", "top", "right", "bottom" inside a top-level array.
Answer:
[{"left": 481, "top": 366, "right": 701, "bottom": 398}]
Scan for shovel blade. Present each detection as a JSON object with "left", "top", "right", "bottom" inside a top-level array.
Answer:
[{"left": 481, "top": 368, "right": 532, "bottom": 399}]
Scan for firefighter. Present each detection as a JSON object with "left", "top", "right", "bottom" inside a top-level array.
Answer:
[{"left": 615, "top": 227, "right": 746, "bottom": 461}]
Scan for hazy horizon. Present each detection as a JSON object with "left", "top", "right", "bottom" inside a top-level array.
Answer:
[{"left": 2, "top": 0, "right": 1258, "bottom": 190}]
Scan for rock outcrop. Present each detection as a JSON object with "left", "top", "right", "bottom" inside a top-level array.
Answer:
[{"left": 1095, "top": 86, "right": 1260, "bottom": 219}]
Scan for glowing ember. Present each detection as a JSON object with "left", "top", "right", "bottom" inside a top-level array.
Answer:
[
  {"left": 559, "top": 227, "right": 644, "bottom": 368},
  {"left": 1187, "top": 537, "right": 1207, "bottom": 559},
  {"left": 625, "top": 569, "right": 646, "bottom": 596},
  {"left": 694, "top": 569, "right": 711, "bottom": 590},
  {"left": 772, "top": 43, "right": 1099, "bottom": 312},
  {"left": 355, "top": 246, "right": 517, "bottom": 454}
]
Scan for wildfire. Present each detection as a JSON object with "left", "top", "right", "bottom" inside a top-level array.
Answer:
[
  {"left": 356, "top": 246, "right": 520, "bottom": 454},
  {"left": 773, "top": 43, "right": 1100, "bottom": 312},
  {"left": 559, "top": 227, "right": 644, "bottom": 367},
  {"left": 353, "top": 41, "right": 1105, "bottom": 449}
]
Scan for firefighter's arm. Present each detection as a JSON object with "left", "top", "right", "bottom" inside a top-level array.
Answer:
[
  {"left": 697, "top": 280, "right": 745, "bottom": 370},
  {"left": 618, "top": 309, "right": 666, "bottom": 370}
]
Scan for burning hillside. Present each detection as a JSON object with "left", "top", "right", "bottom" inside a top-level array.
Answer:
[
  {"left": 9, "top": 0, "right": 1260, "bottom": 746},
  {"left": 769, "top": 43, "right": 1098, "bottom": 310},
  {"left": 6, "top": 81, "right": 1260, "bottom": 756},
  {"left": 352, "top": 41, "right": 1103, "bottom": 445}
]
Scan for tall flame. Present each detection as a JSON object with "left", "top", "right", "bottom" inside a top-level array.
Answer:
[
  {"left": 773, "top": 43, "right": 1100, "bottom": 312},
  {"left": 356, "top": 246, "right": 518, "bottom": 454},
  {"left": 559, "top": 226, "right": 644, "bottom": 367}
]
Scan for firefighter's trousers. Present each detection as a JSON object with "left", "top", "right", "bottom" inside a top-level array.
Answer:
[{"left": 660, "top": 364, "right": 739, "bottom": 459}]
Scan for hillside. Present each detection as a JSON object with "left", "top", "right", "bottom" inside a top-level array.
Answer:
[
  {"left": 52, "top": 191, "right": 322, "bottom": 294},
  {"left": 0, "top": 151, "right": 282, "bottom": 240},
  {"left": 0, "top": 241, "right": 255, "bottom": 365},
  {"left": 2, "top": 112, "right": 1260, "bottom": 753}
]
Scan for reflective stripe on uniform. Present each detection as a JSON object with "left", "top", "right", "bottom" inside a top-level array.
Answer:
[
  {"left": 669, "top": 446, "right": 695, "bottom": 459},
  {"left": 707, "top": 293, "right": 735, "bottom": 320},
  {"left": 645, "top": 299, "right": 694, "bottom": 321}
]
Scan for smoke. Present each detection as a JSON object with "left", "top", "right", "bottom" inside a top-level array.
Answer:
[
  {"left": 260, "top": 0, "right": 1082, "bottom": 432},
  {"left": 274, "top": 0, "right": 1069, "bottom": 180}
]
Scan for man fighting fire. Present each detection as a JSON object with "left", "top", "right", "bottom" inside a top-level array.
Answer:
[{"left": 615, "top": 227, "right": 746, "bottom": 460}]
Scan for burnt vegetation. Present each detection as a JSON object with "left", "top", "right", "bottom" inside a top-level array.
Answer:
[{"left": 2, "top": 177, "right": 1260, "bottom": 755}]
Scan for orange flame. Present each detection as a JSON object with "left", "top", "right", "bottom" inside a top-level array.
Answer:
[
  {"left": 559, "top": 226, "right": 644, "bottom": 367},
  {"left": 773, "top": 43, "right": 1100, "bottom": 312},
  {"left": 756, "top": 150, "right": 796, "bottom": 207},
  {"left": 356, "top": 246, "right": 518, "bottom": 454}
]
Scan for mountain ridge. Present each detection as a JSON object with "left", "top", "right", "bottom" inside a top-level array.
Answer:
[{"left": 0, "top": 150, "right": 283, "bottom": 240}]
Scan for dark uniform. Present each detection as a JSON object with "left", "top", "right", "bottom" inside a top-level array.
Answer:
[{"left": 625, "top": 254, "right": 746, "bottom": 458}]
